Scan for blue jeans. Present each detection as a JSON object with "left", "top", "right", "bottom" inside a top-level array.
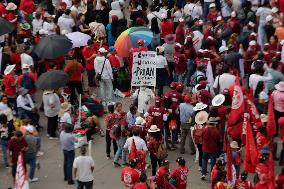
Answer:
[
  {"left": 257, "top": 22, "right": 266, "bottom": 49},
  {"left": 0, "top": 139, "right": 8, "bottom": 166},
  {"left": 17, "top": 107, "right": 30, "bottom": 119},
  {"left": 63, "top": 150, "right": 75, "bottom": 182},
  {"left": 114, "top": 137, "right": 127, "bottom": 164},
  {"left": 174, "top": 73, "right": 184, "bottom": 83},
  {"left": 25, "top": 152, "right": 37, "bottom": 179},
  {"left": 202, "top": 152, "right": 219, "bottom": 175}
]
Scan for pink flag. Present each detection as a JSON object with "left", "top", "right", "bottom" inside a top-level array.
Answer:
[{"left": 15, "top": 153, "right": 29, "bottom": 189}]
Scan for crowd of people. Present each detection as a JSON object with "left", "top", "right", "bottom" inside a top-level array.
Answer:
[{"left": 0, "top": 0, "right": 284, "bottom": 188}]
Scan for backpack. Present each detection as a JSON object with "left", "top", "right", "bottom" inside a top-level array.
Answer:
[
  {"left": 156, "top": 142, "right": 168, "bottom": 160},
  {"left": 21, "top": 74, "right": 34, "bottom": 90}
]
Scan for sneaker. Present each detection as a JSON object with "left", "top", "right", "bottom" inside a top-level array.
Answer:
[
  {"left": 106, "top": 155, "right": 111, "bottom": 160},
  {"left": 68, "top": 180, "right": 75, "bottom": 185},
  {"left": 113, "top": 162, "right": 121, "bottom": 167},
  {"left": 200, "top": 175, "right": 206, "bottom": 180},
  {"left": 49, "top": 137, "right": 58, "bottom": 140},
  {"left": 29, "top": 178, "right": 39, "bottom": 182},
  {"left": 37, "top": 151, "right": 44, "bottom": 157}
]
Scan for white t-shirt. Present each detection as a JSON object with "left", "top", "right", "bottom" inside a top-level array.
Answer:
[
  {"left": 156, "top": 55, "right": 167, "bottom": 69},
  {"left": 173, "top": 10, "right": 183, "bottom": 22},
  {"left": 213, "top": 73, "right": 236, "bottom": 93},
  {"left": 124, "top": 136, "right": 148, "bottom": 151},
  {"left": 73, "top": 156, "right": 94, "bottom": 182},
  {"left": 256, "top": 7, "right": 272, "bottom": 24},
  {"left": 249, "top": 73, "right": 272, "bottom": 94},
  {"left": 20, "top": 53, "right": 34, "bottom": 68},
  {"left": 43, "top": 22, "right": 56, "bottom": 35},
  {"left": 32, "top": 19, "right": 43, "bottom": 35},
  {"left": 60, "top": 112, "right": 72, "bottom": 124},
  {"left": 183, "top": 3, "right": 203, "bottom": 20}
]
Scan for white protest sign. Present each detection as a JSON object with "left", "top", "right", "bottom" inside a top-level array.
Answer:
[{"left": 131, "top": 51, "right": 156, "bottom": 87}]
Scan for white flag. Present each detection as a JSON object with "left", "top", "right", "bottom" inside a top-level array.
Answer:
[{"left": 15, "top": 153, "right": 29, "bottom": 189}]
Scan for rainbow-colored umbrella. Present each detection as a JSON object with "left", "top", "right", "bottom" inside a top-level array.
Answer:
[{"left": 114, "top": 27, "right": 153, "bottom": 57}]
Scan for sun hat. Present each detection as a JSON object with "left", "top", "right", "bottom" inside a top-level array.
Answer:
[
  {"left": 98, "top": 47, "right": 107, "bottom": 53},
  {"left": 195, "top": 111, "right": 209, "bottom": 124},
  {"left": 275, "top": 81, "right": 284, "bottom": 91},
  {"left": 272, "top": 7, "right": 279, "bottom": 13},
  {"left": 18, "top": 87, "right": 29, "bottom": 95},
  {"left": 230, "top": 141, "right": 240, "bottom": 149},
  {"left": 6, "top": 2, "right": 17, "bottom": 10},
  {"left": 135, "top": 116, "right": 146, "bottom": 126},
  {"left": 231, "top": 11, "right": 236, "bottom": 17},
  {"left": 193, "top": 102, "right": 208, "bottom": 111},
  {"left": 20, "top": 23, "right": 31, "bottom": 30},
  {"left": 260, "top": 114, "right": 268, "bottom": 123},
  {"left": 39, "top": 29, "right": 48, "bottom": 35},
  {"left": 212, "top": 94, "right": 225, "bottom": 107},
  {"left": 59, "top": 102, "right": 71, "bottom": 117},
  {"left": 266, "top": 15, "right": 273, "bottom": 23},
  {"left": 209, "top": 3, "right": 216, "bottom": 8},
  {"left": 26, "top": 125, "right": 34, "bottom": 133},
  {"left": 249, "top": 40, "right": 256, "bottom": 46},
  {"left": 148, "top": 125, "right": 160, "bottom": 132},
  {"left": 207, "top": 117, "right": 219, "bottom": 125},
  {"left": 219, "top": 46, "right": 228, "bottom": 53},
  {"left": 4, "top": 65, "right": 16, "bottom": 75},
  {"left": 164, "top": 34, "right": 176, "bottom": 44}
]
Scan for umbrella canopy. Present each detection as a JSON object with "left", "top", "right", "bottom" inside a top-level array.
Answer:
[
  {"left": 0, "top": 18, "right": 14, "bottom": 36},
  {"left": 35, "top": 70, "right": 70, "bottom": 90},
  {"left": 114, "top": 27, "right": 153, "bottom": 57},
  {"left": 33, "top": 34, "right": 72, "bottom": 59},
  {"left": 65, "top": 32, "right": 91, "bottom": 48}
]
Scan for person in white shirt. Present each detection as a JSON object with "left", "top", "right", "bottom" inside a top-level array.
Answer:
[
  {"left": 109, "top": 1, "right": 124, "bottom": 23},
  {"left": 73, "top": 146, "right": 94, "bottom": 189},
  {"left": 57, "top": 9, "right": 75, "bottom": 34},
  {"left": 132, "top": 87, "right": 155, "bottom": 114},
  {"left": 59, "top": 102, "right": 72, "bottom": 124},
  {"left": 32, "top": 12, "right": 43, "bottom": 35},
  {"left": 94, "top": 48, "right": 113, "bottom": 106},
  {"left": 249, "top": 64, "right": 272, "bottom": 94},
  {"left": 16, "top": 88, "right": 35, "bottom": 119},
  {"left": 213, "top": 65, "right": 236, "bottom": 94},
  {"left": 147, "top": 5, "right": 162, "bottom": 28},
  {"left": 155, "top": 46, "right": 169, "bottom": 96},
  {"left": 42, "top": 13, "right": 57, "bottom": 35},
  {"left": 20, "top": 46, "right": 34, "bottom": 69},
  {"left": 183, "top": 0, "right": 203, "bottom": 20},
  {"left": 124, "top": 127, "right": 148, "bottom": 152}
]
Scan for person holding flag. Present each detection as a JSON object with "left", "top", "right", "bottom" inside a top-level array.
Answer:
[
  {"left": 121, "top": 158, "right": 140, "bottom": 188},
  {"left": 235, "top": 172, "right": 254, "bottom": 189}
]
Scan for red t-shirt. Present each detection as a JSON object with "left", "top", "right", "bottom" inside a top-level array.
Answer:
[
  {"left": 19, "top": 0, "right": 35, "bottom": 14},
  {"left": 0, "top": 3, "right": 6, "bottom": 17},
  {"left": 211, "top": 165, "right": 219, "bottom": 181},
  {"left": 147, "top": 106, "right": 165, "bottom": 129},
  {"left": 160, "top": 20, "right": 174, "bottom": 39},
  {"left": 8, "top": 138, "right": 28, "bottom": 165},
  {"left": 5, "top": 12, "right": 17, "bottom": 30},
  {"left": 10, "top": 52, "right": 21, "bottom": 70},
  {"left": 207, "top": 12, "right": 219, "bottom": 23},
  {"left": 3, "top": 74, "right": 16, "bottom": 96},
  {"left": 165, "top": 90, "right": 183, "bottom": 111},
  {"left": 235, "top": 179, "right": 254, "bottom": 189},
  {"left": 109, "top": 54, "right": 120, "bottom": 69},
  {"left": 155, "top": 167, "right": 169, "bottom": 188},
  {"left": 121, "top": 167, "right": 139, "bottom": 188},
  {"left": 175, "top": 25, "right": 185, "bottom": 44},
  {"left": 169, "top": 166, "right": 189, "bottom": 189},
  {"left": 255, "top": 163, "right": 269, "bottom": 176},
  {"left": 133, "top": 183, "right": 150, "bottom": 189},
  {"left": 82, "top": 46, "right": 96, "bottom": 70},
  {"left": 64, "top": 63, "right": 84, "bottom": 81},
  {"left": 174, "top": 52, "right": 187, "bottom": 74},
  {"left": 254, "top": 182, "right": 268, "bottom": 189},
  {"left": 202, "top": 126, "right": 221, "bottom": 153},
  {"left": 275, "top": 174, "right": 284, "bottom": 189}
]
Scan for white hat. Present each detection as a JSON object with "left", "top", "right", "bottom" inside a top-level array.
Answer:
[
  {"left": 135, "top": 116, "right": 146, "bottom": 126},
  {"left": 248, "top": 21, "right": 255, "bottom": 28},
  {"left": 195, "top": 111, "right": 209, "bottom": 124},
  {"left": 231, "top": 11, "right": 236, "bottom": 17},
  {"left": 209, "top": 3, "right": 216, "bottom": 8},
  {"left": 98, "top": 47, "right": 107, "bottom": 53},
  {"left": 6, "top": 2, "right": 17, "bottom": 10},
  {"left": 22, "top": 64, "right": 30, "bottom": 69},
  {"left": 156, "top": 46, "right": 165, "bottom": 54},
  {"left": 193, "top": 102, "right": 208, "bottom": 111},
  {"left": 266, "top": 15, "right": 273, "bottom": 23},
  {"left": 216, "top": 16, "right": 222, "bottom": 21},
  {"left": 39, "top": 29, "right": 48, "bottom": 35},
  {"left": 250, "top": 32, "right": 257, "bottom": 36},
  {"left": 4, "top": 65, "right": 16, "bottom": 75},
  {"left": 230, "top": 141, "right": 240, "bottom": 148},
  {"left": 179, "top": 17, "right": 185, "bottom": 22},
  {"left": 219, "top": 46, "right": 228, "bottom": 53},
  {"left": 249, "top": 40, "right": 256, "bottom": 46},
  {"left": 280, "top": 39, "right": 284, "bottom": 46},
  {"left": 175, "top": 43, "right": 182, "bottom": 48},
  {"left": 198, "top": 20, "right": 204, "bottom": 25},
  {"left": 272, "top": 7, "right": 279, "bottom": 13},
  {"left": 44, "top": 12, "right": 51, "bottom": 17},
  {"left": 212, "top": 94, "right": 225, "bottom": 106},
  {"left": 26, "top": 125, "right": 34, "bottom": 133},
  {"left": 148, "top": 125, "right": 160, "bottom": 132},
  {"left": 260, "top": 114, "right": 268, "bottom": 123}
]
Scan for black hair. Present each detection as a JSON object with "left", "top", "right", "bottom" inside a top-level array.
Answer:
[
  {"left": 0, "top": 114, "right": 7, "bottom": 124},
  {"left": 108, "top": 104, "right": 115, "bottom": 113},
  {"left": 64, "top": 9, "right": 71, "bottom": 15},
  {"left": 271, "top": 59, "right": 279, "bottom": 69},
  {"left": 80, "top": 146, "right": 87, "bottom": 155},
  {"left": 281, "top": 168, "right": 284, "bottom": 175},
  {"left": 241, "top": 171, "right": 248, "bottom": 181},
  {"left": 64, "top": 123, "right": 74, "bottom": 133},
  {"left": 14, "top": 130, "right": 23, "bottom": 138},
  {"left": 95, "top": 15, "right": 102, "bottom": 23},
  {"left": 176, "top": 157, "right": 186, "bottom": 166},
  {"left": 111, "top": 17, "right": 119, "bottom": 38},
  {"left": 209, "top": 106, "right": 219, "bottom": 118},
  {"left": 132, "top": 127, "right": 140, "bottom": 136},
  {"left": 223, "top": 64, "right": 230, "bottom": 73},
  {"left": 150, "top": 131, "right": 162, "bottom": 141},
  {"left": 77, "top": 13, "right": 84, "bottom": 20},
  {"left": 129, "top": 105, "right": 137, "bottom": 112},
  {"left": 129, "top": 158, "right": 138, "bottom": 168},
  {"left": 254, "top": 81, "right": 265, "bottom": 99},
  {"left": 151, "top": 17, "right": 160, "bottom": 34},
  {"left": 139, "top": 173, "right": 147, "bottom": 182}
]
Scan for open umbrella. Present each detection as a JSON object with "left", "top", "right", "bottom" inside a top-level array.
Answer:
[
  {"left": 114, "top": 27, "right": 153, "bottom": 57},
  {"left": 35, "top": 70, "right": 69, "bottom": 90},
  {"left": 33, "top": 34, "right": 72, "bottom": 59},
  {"left": 0, "top": 18, "right": 14, "bottom": 36},
  {"left": 65, "top": 32, "right": 91, "bottom": 48}
]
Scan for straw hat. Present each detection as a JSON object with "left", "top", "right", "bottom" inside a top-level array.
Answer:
[
  {"left": 275, "top": 81, "right": 284, "bottom": 92},
  {"left": 195, "top": 111, "right": 208, "bottom": 125},
  {"left": 230, "top": 141, "right": 240, "bottom": 149},
  {"left": 6, "top": 2, "right": 17, "bottom": 10},
  {"left": 193, "top": 102, "right": 208, "bottom": 111},
  {"left": 260, "top": 114, "right": 268, "bottom": 123},
  {"left": 135, "top": 116, "right": 146, "bottom": 126},
  {"left": 20, "top": 23, "right": 31, "bottom": 30},
  {"left": 59, "top": 102, "right": 71, "bottom": 117},
  {"left": 212, "top": 94, "right": 225, "bottom": 107},
  {"left": 4, "top": 64, "right": 16, "bottom": 75},
  {"left": 148, "top": 125, "right": 160, "bottom": 132}
]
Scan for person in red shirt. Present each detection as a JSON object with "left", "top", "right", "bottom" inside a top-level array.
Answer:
[
  {"left": 227, "top": 11, "right": 241, "bottom": 34},
  {"left": 160, "top": 13, "right": 174, "bottom": 43},
  {"left": 19, "top": 0, "right": 35, "bottom": 17},
  {"left": 121, "top": 158, "right": 140, "bottom": 188},
  {"left": 5, "top": 3, "right": 18, "bottom": 45},
  {"left": 3, "top": 65, "right": 17, "bottom": 106},
  {"left": 256, "top": 126, "right": 268, "bottom": 152},
  {"left": 155, "top": 159, "right": 170, "bottom": 188},
  {"left": 0, "top": 0, "right": 6, "bottom": 18},
  {"left": 173, "top": 43, "right": 187, "bottom": 82},
  {"left": 82, "top": 39, "right": 96, "bottom": 87},
  {"left": 9, "top": 45, "right": 21, "bottom": 74},
  {"left": 169, "top": 157, "right": 189, "bottom": 189},
  {"left": 147, "top": 97, "right": 166, "bottom": 130},
  {"left": 17, "top": 65, "right": 37, "bottom": 96},
  {"left": 64, "top": 59, "right": 84, "bottom": 104},
  {"left": 207, "top": 3, "right": 219, "bottom": 23},
  {"left": 211, "top": 159, "right": 225, "bottom": 188},
  {"left": 175, "top": 18, "right": 185, "bottom": 45},
  {"left": 255, "top": 173, "right": 269, "bottom": 189},
  {"left": 235, "top": 172, "right": 254, "bottom": 189},
  {"left": 129, "top": 39, "right": 148, "bottom": 74},
  {"left": 275, "top": 168, "right": 284, "bottom": 189},
  {"left": 133, "top": 173, "right": 152, "bottom": 189},
  {"left": 108, "top": 46, "right": 121, "bottom": 90}
]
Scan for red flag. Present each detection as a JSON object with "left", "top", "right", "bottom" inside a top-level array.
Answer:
[
  {"left": 225, "top": 135, "right": 233, "bottom": 181},
  {"left": 128, "top": 139, "right": 137, "bottom": 161},
  {"left": 228, "top": 76, "right": 245, "bottom": 139},
  {"left": 268, "top": 153, "right": 275, "bottom": 189},
  {"left": 15, "top": 153, "right": 29, "bottom": 189},
  {"left": 244, "top": 115, "right": 258, "bottom": 173},
  {"left": 246, "top": 97, "right": 262, "bottom": 132},
  {"left": 267, "top": 95, "right": 276, "bottom": 138}
]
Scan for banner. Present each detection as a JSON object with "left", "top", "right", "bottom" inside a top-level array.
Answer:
[
  {"left": 15, "top": 153, "right": 29, "bottom": 189},
  {"left": 131, "top": 51, "right": 156, "bottom": 87}
]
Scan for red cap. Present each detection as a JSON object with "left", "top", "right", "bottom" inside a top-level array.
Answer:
[
  {"left": 137, "top": 39, "right": 145, "bottom": 46},
  {"left": 170, "top": 82, "right": 177, "bottom": 89},
  {"left": 176, "top": 83, "right": 184, "bottom": 92},
  {"left": 60, "top": 2, "right": 67, "bottom": 6},
  {"left": 184, "top": 94, "right": 191, "bottom": 103}
]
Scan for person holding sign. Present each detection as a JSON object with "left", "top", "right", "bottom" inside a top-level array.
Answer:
[{"left": 156, "top": 46, "right": 170, "bottom": 96}]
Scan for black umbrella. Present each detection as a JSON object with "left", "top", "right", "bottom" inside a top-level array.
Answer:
[
  {"left": 0, "top": 18, "right": 14, "bottom": 36},
  {"left": 33, "top": 34, "right": 72, "bottom": 59},
  {"left": 35, "top": 70, "right": 70, "bottom": 90}
]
